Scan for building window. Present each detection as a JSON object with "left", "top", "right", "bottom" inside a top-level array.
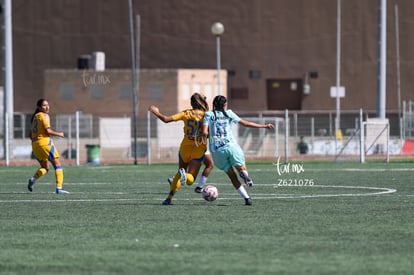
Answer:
[
  {"left": 249, "top": 70, "right": 261, "bottom": 80},
  {"left": 149, "top": 83, "right": 162, "bottom": 99},
  {"left": 182, "top": 83, "right": 190, "bottom": 100},
  {"left": 204, "top": 84, "right": 212, "bottom": 99},
  {"left": 60, "top": 83, "right": 74, "bottom": 100},
  {"left": 120, "top": 83, "right": 132, "bottom": 100},
  {"left": 90, "top": 85, "right": 103, "bottom": 99},
  {"left": 192, "top": 83, "right": 201, "bottom": 94}
]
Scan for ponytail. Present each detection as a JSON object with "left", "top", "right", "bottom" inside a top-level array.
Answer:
[
  {"left": 191, "top": 93, "right": 209, "bottom": 112},
  {"left": 212, "top": 95, "right": 231, "bottom": 121},
  {"left": 31, "top": 98, "right": 46, "bottom": 123}
]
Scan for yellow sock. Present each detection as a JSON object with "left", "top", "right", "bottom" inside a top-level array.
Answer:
[
  {"left": 34, "top": 168, "right": 48, "bottom": 180},
  {"left": 167, "top": 173, "right": 182, "bottom": 200},
  {"left": 186, "top": 173, "right": 194, "bottom": 186},
  {"left": 55, "top": 167, "right": 64, "bottom": 189}
]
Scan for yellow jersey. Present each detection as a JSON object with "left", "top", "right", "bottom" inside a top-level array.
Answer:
[
  {"left": 172, "top": 109, "right": 205, "bottom": 146},
  {"left": 30, "top": 112, "right": 51, "bottom": 141}
]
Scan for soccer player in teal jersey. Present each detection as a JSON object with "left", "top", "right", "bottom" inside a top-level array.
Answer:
[{"left": 202, "top": 95, "right": 274, "bottom": 205}]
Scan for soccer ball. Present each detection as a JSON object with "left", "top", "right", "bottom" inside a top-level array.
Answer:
[{"left": 202, "top": 185, "right": 218, "bottom": 202}]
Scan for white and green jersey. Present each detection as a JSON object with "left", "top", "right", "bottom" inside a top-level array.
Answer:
[{"left": 203, "top": 109, "right": 240, "bottom": 152}]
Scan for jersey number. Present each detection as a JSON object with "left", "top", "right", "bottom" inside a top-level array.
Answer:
[
  {"left": 186, "top": 119, "right": 201, "bottom": 136},
  {"left": 32, "top": 120, "right": 39, "bottom": 134}
]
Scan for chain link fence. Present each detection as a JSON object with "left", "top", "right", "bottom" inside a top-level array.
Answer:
[{"left": 2, "top": 105, "right": 413, "bottom": 164}]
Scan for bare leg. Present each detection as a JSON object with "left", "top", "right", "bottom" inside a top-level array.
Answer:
[
  {"left": 195, "top": 154, "right": 214, "bottom": 192},
  {"left": 225, "top": 167, "right": 252, "bottom": 205},
  {"left": 225, "top": 166, "right": 242, "bottom": 189},
  {"left": 234, "top": 164, "right": 253, "bottom": 187}
]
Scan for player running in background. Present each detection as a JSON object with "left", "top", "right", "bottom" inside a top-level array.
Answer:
[
  {"left": 149, "top": 93, "right": 209, "bottom": 205},
  {"left": 28, "top": 99, "right": 69, "bottom": 194},
  {"left": 202, "top": 95, "right": 274, "bottom": 205}
]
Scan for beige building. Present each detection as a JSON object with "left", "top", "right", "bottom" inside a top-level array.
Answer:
[{"left": 44, "top": 69, "right": 227, "bottom": 117}]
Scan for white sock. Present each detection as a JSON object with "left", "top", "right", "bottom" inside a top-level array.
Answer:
[
  {"left": 197, "top": 176, "right": 207, "bottom": 188},
  {"left": 31, "top": 176, "right": 36, "bottom": 183},
  {"left": 237, "top": 185, "right": 249, "bottom": 199}
]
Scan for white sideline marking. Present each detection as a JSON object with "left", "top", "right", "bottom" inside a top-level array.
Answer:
[
  {"left": 0, "top": 184, "right": 398, "bottom": 203},
  {"left": 255, "top": 185, "right": 396, "bottom": 199}
]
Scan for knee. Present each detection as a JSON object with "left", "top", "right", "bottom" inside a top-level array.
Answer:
[{"left": 186, "top": 174, "right": 195, "bottom": 185}]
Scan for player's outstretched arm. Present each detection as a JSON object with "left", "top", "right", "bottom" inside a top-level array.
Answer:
[
  {"left": 239, "top": 119, "right": 275, "bottom": 129},
  {"left": 148, "top": 105, "right": 174, "bottom": 123}
]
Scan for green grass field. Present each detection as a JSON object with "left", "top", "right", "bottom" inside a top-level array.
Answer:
[{"left": 0, "top": 161, "right": 413, "bottom": 274}]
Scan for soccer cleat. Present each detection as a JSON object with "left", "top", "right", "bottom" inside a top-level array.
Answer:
[
  {"left": 240, "top": 171, "right": 254, "bottom": 187},
  {"left": 28, "top": 178, "right": 35, "bottom": 192},
  {"left": 245, "top": 198, "right": 253, "bottom": 206},
  {"left": 56, "top": 188, "right": 70, "bottom": 194},
  {"left": 162, "top": 198, "right": 171, "bottom": 205},
  {"left": 178, "top": 168, "right": 187, "bottom": 185},
  {"left": 167, "top": 177, "right": 173, "bottom": 185},
  {"left": 194, "top": 187, "right": 203, "bottom": 193}
]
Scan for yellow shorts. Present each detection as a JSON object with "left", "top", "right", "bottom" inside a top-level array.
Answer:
[
  {"left": 32, "top": 138, "right": 60, "bottom": 161},
  {"left": 179, "top": 143, "right": 206, "bottom": 163}
]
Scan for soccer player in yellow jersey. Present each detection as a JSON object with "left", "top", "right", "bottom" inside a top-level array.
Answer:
[
  {"left": 149, "top": 93, "right": 209, "bottom": 205},
  {"left": 28, "top": 99, "right": 69, "bottom": 194}
]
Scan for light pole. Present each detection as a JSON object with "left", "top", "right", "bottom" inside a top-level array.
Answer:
[
  {"left": 377, "top": 0, "right": 387, "bottom": 119},
  {"left": 211, "top": 22, "right": 224, "bottom": 95},
  {"left": 128, "top": 0, "right": 140, "bottom": 165},
  {"left": 3, "top": 0, "right": 14, "bottom": 166},
  {"left": 335, "top": 0, "right": 341, "bottom": 138}
]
